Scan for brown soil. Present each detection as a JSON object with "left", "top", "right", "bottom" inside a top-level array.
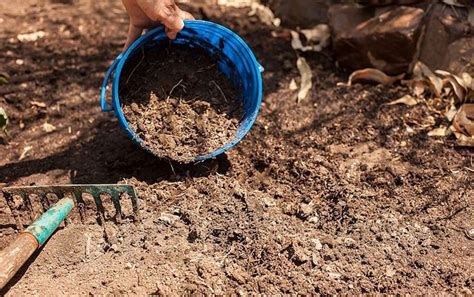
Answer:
[
  {"left": 121, "top": 45, "right": 242, "bottom": 162},
  {"left": 0, "top": 0, "right": 473, "bottom": 295}
]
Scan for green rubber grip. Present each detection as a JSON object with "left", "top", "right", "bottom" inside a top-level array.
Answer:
[{"left": 24, "top": 197, "right": 75, "bottom": 246}]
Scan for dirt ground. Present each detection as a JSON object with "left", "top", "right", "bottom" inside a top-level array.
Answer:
[{"left": 0, "top": 0, "right": 473, "bottom": 295}]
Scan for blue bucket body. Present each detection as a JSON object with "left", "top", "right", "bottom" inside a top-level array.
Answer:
[{"left": 100, "top": 20, "right": 263, "bottom": 162}]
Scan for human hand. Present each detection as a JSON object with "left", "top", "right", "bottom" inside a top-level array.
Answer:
[{"left": 122, "top": 0, "right": 194, "bottom": 51}]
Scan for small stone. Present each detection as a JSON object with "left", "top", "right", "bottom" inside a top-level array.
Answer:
[
  {"left": 308, "top": 215, "right": 319, "bottom": 224},
  {"left": 289, "top": 244, "right": 310, "bottom": 264},
  {"left": 125, "top": 262, "right": 133, "bottom": 270},
  {"left": 328, "top": 272, "right": 342, "bottom": 279},
  {"left": 297, "top": 202, "right": 314, "bottom": 219},
  {"left": 344, "top": 237, "right": 357, "bottom": 248},
  {"left": 311, "top": 238, "right": 323, "bottom": 250},
  {"left": 157, "top": 212, "right": 179, "bottom": 225},
  {"left": 225, "top": 264, "right": 249, "bottom": 285},
  {"left": 385, "top": 266, "right": 396, "bottom": 277},
  {"left": 311, "top": 253, "right": 319, "bottom": 266},
  {"left": 110, "top": 244, "right": 120, "bottom": 253}
]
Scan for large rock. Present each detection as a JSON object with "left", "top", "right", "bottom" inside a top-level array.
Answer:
[
  {"left": 418, "top": 3, "right": 473, "bottom": 73},
  {"left": 330, "top": 5, "right": 425, "bottom": 75},
  {"left": 268, "top": 0, "right": 336, "bottom": 28}
]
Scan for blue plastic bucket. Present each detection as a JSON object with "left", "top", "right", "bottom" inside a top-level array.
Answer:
[{"left": 100, "top": 20, "right": 263, "bottom": 162}]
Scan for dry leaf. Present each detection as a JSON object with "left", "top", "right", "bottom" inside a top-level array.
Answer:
[
  {"left": 290, "top": 25, "right": 330, "bottom": 52},
  {"left": 387, "top": 95, "right": 418, "bottom": 106},
  {"left": 413, "top": 62, "right": 443, "bottom": 97},
  {"left": 31, "top": 101, "right": 47, "bottom": 108},
  {"left": 42, "top": 122, "right": 56, "bottom": 133},
  {"left": 428, "top": 126, "right": 450, "bottom": 137},
  {"left": 452, "top": 130, "right": 474, "bottom": 147},
  {"left": 348, "top": 68, "right": 404, "bottom": 86},
  {"left": 289, "top": 79, "right": 298, "bottom": 91},
  {"left": 453, "top": 104, "right": 474, "bottom": 137},
  {"left": 17, "top": 31, "right": 46, "bottom": 42},
  {"left": 248, "top": 2, "right": 278, "bottom": 26},
  {"left": 19, "top": 146, "right": 32, "bottom": 161},
  {"left": 300, "top": 24, "right": 330, "bottom": 50},
  {"left": 436, "top": 70, "right": 468, "bottom": 102},
  {"left": 297, "top": 57, "right": 312, "bottom": 103},
  {"left": 461, "top": 72, "right": 473, "bottom": 89},
  {"left": 445, "top": 104, "right": 458, "bottom": 121},
  {"left": 0, "top": 107, "right": 8, "bottom": 131},
  {"left": 291, "top": 31, "right": 304, "bottom": 51}
]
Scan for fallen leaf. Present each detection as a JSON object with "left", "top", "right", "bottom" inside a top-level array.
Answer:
[
  {"left": 461, "top": 72, "right": 473, "bottom": 89},
  {"left": 428, "top": 126, "right": 450, "bottom": 137},
  {"left": 291, "top": 31, "right": 304, "bottom": 51},
  {"left": 248, "top": 2, "right": 277, "bottom": 26},
  {"left": 453, "top": 104, "right": 474, "bottom": 137},
  {"left": 17, "top": 31, "right": 46, "bottom": 42},
  {"left": 0, "top": 75, "right": 7, "bottom": 84},
  {"left": 445, "top": 104, "right": 458, "bottom": 121},
  {"left": 436, "top": 70, "right": 468, "bottom": 102},
  {"left": 19, "top": 146, "right": 32, "bottom": 161},
  {"left": 289, "top": 79, "right": 298, "bottom": 91},
  {"left": 413, "top": 62, "right": 443, "bottom": 97},
  {"left": 348, "top": 68, "right": 404, "bottom": 86},
  {"left": 452, "top": 130, "right": 474, "bottom": 147},
  {"left": 290, "top": 25, "right": 330, "bottom": 52},
  {"left": 0, "top": 107, "right": 8, "bottom": 131},
  {"left": 297, "top": 57, "right": 312, "bottom": 103},
  {"left": 387, "top": 95, "right": 418, "bottom": 106},
  {"left": 31, "top": 101, "right": 47, "bottom": 108},
  {"left": 42, "top": 122, "right": 56, "bottom": 133},
  {"left": 300, "top": 24, "right": 330, "bottom": 50}
]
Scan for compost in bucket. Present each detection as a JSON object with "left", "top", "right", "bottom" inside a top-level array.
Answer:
[{"left": 120, "top": 44, "right": 243, "bottom": 162}]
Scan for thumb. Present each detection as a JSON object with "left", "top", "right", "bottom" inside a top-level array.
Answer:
[{"left": 162, "top": 16, "right": 184, "bottom": 39}]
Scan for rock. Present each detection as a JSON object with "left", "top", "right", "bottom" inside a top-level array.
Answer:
[
  {"left": 311, "top": 238, "right": 323, "bottom": 250},
  {"left": 343, "top": 237, "right": 357, "bottom": 248},
  {"left": 308, "top": 215, "right": 320, "bottom": 224},
  {"left": 289, "top": 243, "right": 310, "bottom": 264},
  {"left": 157, "top": 212, "right": 180, "bottom": 225},
  {"left": 356, "top": 0, "right": 429, "bottom": 6},
  {"left": 443, "top": 37, "right": 474, "bottom": 74},
  {"left": 328, "top": 272, "right": 342, "bottom": 279},
  {"left": 418, "top": 4, "right": 473, "bottom": 73},
  {"left": 385, "top": 265, "right": 396, "bottom": 277},
  {"left": 225, "top": 264, "right": 249, "bottom": 285},
  {"left": 330, "top": 5, "right": 425, "bottom": 75},
  {"left": 268, "top": 0, "right": 331, "bottom": 28},
  {"left": 297, "top": 202, "right": 314, "bottom": 219}
]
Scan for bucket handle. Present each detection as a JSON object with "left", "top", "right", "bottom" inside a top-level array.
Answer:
[{"left": 100, "top": 54, "right": 122, "bottom": 112}]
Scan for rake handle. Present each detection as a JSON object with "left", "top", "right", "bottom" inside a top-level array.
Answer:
[
  {"left": 0, "top": 233, "right": 38, "bottom": 289},
  {"left": 0, "top": 197, "right": 74, "bottom": 290}
]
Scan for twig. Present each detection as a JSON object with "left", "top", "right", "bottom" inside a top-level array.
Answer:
[
  {"left": 168, "top": 79, "right": 184, "bottom": 99},
  {"left": 210, "top": 80, "right": 228, "bottom": 103},
  {"left": 125, "top": 47, "right": 145, "bottom": 86}
]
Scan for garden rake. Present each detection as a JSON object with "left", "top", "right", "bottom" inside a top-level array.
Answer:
[{"left": 0, "top": 184, "right": 139, "bottom": 289}]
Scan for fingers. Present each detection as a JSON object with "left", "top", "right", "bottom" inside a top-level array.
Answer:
[
  {"left": 123, "top": 23, "right": 144, "bottom": 52},
  {"left": 136, "top": 0, "right": 193, "bottom": 39}
]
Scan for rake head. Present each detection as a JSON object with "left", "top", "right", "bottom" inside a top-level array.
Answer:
[{"left": 1, "top": 184, "right": 139, "bottom": 230}]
